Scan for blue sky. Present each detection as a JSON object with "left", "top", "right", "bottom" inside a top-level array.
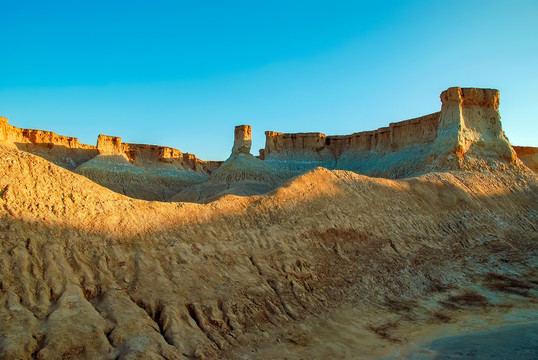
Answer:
[{"left": 1, "top": 0, "right": 537, "bottom": 160}]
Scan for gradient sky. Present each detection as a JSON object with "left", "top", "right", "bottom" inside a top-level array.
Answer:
[{"left": 1, "top": 0, "right": 537, "bottom": 160}]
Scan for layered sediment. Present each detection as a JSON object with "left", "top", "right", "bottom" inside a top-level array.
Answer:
[
  {"left": 0, "top": 144, "right": 536, "bottom": 359},
  {"left": 171, "top": 125, "right": 281, "bottom": 203},
  {"left": 0, "top": 86, "right": 537, "bottom": 359},
  {"left": 513, "top": 146, "right": 538, "bottom": 173},
  {"left": 1, "top": 87, "right": 535, "bottom": 203},
  {"left": 262, "top": 87, "right": 520, "bottom": 178},
  {"left": 0, "top": 118, "right": 218, "bottom": 201}
]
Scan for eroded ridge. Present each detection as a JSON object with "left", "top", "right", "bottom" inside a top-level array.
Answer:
[{"left": 1, "top": 87, "right": 535, "bottom": 203}]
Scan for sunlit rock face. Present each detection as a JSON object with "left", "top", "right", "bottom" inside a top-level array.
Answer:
[
  {"left": 0, "top": 86, "right": 534, "bottom": 203},
  {"left": 513, "top": 146, "right": 538, "bottom": 173},
  {"left": 170, "top": 125, "right": 280, "bottom": 203},
  {"left": 232, "top": 125, "right": 252, "bottom": 155},
  {"left": 262, "top": 87, "right": 522, "bottom": 178},
  {"left": 0, "top": 86, "right": 536, "bottom": 359},
  {"left": 430, "top": 87, "right": 516, "bottom": 170}
]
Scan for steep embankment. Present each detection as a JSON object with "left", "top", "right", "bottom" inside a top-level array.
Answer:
[
  {"left": 514, "top": 146, "right": 538, "bottom": 173},
  {"left": 0, "top": 118, "right": 216, "bottom": 201},
  {"left": 0, "top": 145, "right": 536, "bottom": 359},
  {"left": 262, "top": 88, "right": 518, "bottom": 178},
  {"left": 73, "top": 135, "right": 213, "bottom": 201},
  {"left": 74, "top": 155, "right": 208, "bottom": 201}
]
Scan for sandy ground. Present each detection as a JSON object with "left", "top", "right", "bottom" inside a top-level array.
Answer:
[
  {"left": 0, "top": 145, "right": 536, "bottom": 359},
  {"left": 224, "top": 285, "right": 538, "bottom": 359}
]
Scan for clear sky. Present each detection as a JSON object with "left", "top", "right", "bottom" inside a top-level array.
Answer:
[{"left": 1, "top": 0, "right": 537, "bottom": 160}]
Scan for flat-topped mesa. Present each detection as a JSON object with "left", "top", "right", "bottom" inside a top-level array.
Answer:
[
  {"left": 0, "top": 116, "right": 99, "bottom": 169},
  {"left": 262, "top": 113, "right": 441, "bottom": 170},
  {"left": 121, "top": 143, "right": 218, "bottom": 172},
  {"left": 431, "top": 87, "right": 516, "bottom": 167},
  {"left": 232, "top": 125, "right": 252, "bottom": 155},
  {"left": 261, "top": 87, "right": 522, "bottom": 178},
  {"left": 97, "top": 134, "right": 123, "bottom": 156}
]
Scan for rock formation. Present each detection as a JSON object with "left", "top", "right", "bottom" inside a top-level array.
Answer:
[
  {"left": 0, "top": 86, "right": 536, "bottom": 359},
  {"left": 170, "top": 125, "right": 281, "bottom": 203},
  {"left": 0, "top": 116, "right": 98, "bottom": 169},
  {"left": 430, "top": 87, "right": 516, "bottom": 169},
  {"left": 0, "top": 86, "right": 535, "bottom": 203},
  {"left": 231, "top": 125, "right": 252, "bottom": 155},
  {"left": 262, "top": 87, "right": 522, "bottom": 179},
  {"left": 513, "top": 146, "right": 538, "bottom": 173},
  {"left": 97, "top": 134, "right": 124, "bottom": 156},
  {"left": 0, "top": 117, "right": 219, "bottom": 201},
  {"left": 0, "top": 142, "right": 536, "bottom": 359}
]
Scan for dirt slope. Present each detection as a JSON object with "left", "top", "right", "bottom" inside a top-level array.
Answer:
[{"left": 0, "top": 145, "right": 537, "bottom": 359}]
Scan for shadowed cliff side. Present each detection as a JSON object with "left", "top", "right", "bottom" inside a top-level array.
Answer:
[
  {"left": 0, "top": 118, "right": 218, "bottom": 201},
  {"left": 74, "top": 135, "right": 210, "bottom": 201},
  {"left": 1, "top": 87, "right": 535, "bottom": 204}
]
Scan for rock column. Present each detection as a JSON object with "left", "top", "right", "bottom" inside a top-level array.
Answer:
[
  {"left": 0, "top": 117, "right": 7, "bottom": 143},
  {"left": 97, "top": 134, "right": 123, "bottom": 155},
  {"left": 232, "top": 125, "right": 252, "bottom": 155}
]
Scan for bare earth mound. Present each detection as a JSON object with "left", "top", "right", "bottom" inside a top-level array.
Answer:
[{"left": 0, "top": 144, "right": 536, "bottom": 359}]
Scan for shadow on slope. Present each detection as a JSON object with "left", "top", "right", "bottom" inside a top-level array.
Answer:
[{"left": 0, "top": 145, "right": 537, "bottom": 359}]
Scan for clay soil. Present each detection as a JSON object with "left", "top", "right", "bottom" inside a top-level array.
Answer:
[{"left": 0, "top": 146, "right": 537, "bottom": 359}]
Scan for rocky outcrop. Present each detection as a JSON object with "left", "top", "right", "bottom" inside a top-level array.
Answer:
[
  {"left": 75, "top": 136, "right": 215, "bottom": 201},
  {"left": 170, "top": 125, "right": 280, "bottom": 203},
  {"left": 232, "top": 125, "right": 252, "bottom": 155},
  {"left": 0, "top": 117, "right": 216, "bottom": 200},
  {"left": 1, "top": 86, "right": 534, "bottom": 203},
  {"left": 262, "top": 87, "right": 522, "bottom": 178},
  {"left": 429, "top": 87, "right": 516, "bottom": 170},
  {"left": 0, "top": 117, "right": 99, "bottom": 169},
  {"left": 513, "top": 146, "right": 538, "bottom": 173},
  {"left": 97, "top": 134, "right": 124, "bottom": 156},
  {"left": 263, "top": 112, "right": 440, "bottom": 161}
]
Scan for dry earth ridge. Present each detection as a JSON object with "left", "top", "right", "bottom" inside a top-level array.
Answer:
[{"left": 0, "top": 87, "right": 536, "bottom": 359}]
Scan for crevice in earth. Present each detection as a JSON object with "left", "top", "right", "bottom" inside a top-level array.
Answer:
[
  {"left": 248, "top": 256, "right": 298, "bottom": 320},
  {"left": 127, "top": 295, "right": 175, "bottom": 347},
  {"left": 153, "top": 306, "right": 175, "bottom": 347},
  {"left": 185, "top": 303, "right": 224, "bottom": 350},
  {"left": 388, "top": 239, "right": 401, "bottom": 255},
  {"left": 31, "top": 333, "right": 46, "bottom": 360},
  {"left": 104, "top": 328, "right": 114, "bottom": 348},
  {"left": 289, "top": 281, "right": 315, "bottom": 315}
]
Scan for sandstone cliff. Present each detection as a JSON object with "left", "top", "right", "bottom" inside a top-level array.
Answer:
[
  {"left": 0, "top": 118, "right": 217, "bottom": 201},
  {"left": 1, "top": 86, "right": 535, "bottom": 204},
  {"left": 171, "top": 125, "right": 281, "bottom": 203},
  {"left": 75, "top": 135, "right": 215, "bottom": 201},
  {"left": 262, "top": 87, "right": 522, "bottom": 179},
  {"left": 0, "top": 116, "right": 98, "bottom": 169},
  {"left": 513, "top": 146, "right": 538, "bottom": 173}
]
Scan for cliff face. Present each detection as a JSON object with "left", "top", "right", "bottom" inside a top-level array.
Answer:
[
  {"left": 430, "top": 87, "right": 516, "bottom": 170},
  {"left": 513, "top": 146, "right": 538, "bottom": 173},
  {"left": 262, "top": 87, "right": 521, "bottom": 178},
  {"left": 0, "top": 144, "right": 536, "bottom": 359},
  {"left": 75, "top": 136, "right": 215, "bottom": 201},
  {"left": 0, "top": 118, "right": 215, "bottom": 201},
  {"left": 171, "top": 125, "right": 280, "bottom": 203},
  {"left": 263, "top": 112, "right": 440, "bottom": 160},
  {"left": 1, "top": 86, "right": 534, "bottom": 203},
  {"left": 0, "top": 116, "right": 99, "bottom": 169}
]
